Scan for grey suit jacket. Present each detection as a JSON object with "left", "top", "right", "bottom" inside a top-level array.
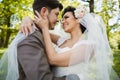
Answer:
[{"left": 17, "top": 30, "right": 65, "bottom": 80}]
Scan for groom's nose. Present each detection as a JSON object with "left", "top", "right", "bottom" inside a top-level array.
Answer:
[{"left": 56, "top": 18, "right": 59, "bottom": 22}]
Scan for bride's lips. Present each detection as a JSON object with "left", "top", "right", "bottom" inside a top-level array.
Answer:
[{"left": 62, "top": 23, "right": 68, "bottom": 29}]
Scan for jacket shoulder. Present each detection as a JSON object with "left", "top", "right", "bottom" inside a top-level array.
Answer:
[{"left": 18, "top": 30, "right": 44, "bottom": 48}]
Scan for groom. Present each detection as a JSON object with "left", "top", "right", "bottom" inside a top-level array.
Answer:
[{"left": 17, "top": 0, "right": 80, "bottom": 80}]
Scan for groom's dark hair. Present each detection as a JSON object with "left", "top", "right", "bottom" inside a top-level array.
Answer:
[{"left": 33, "top": 0, "right": 63, "bottom": 14}]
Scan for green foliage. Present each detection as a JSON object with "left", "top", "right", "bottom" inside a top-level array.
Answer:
[
  {"left": 0, "top": 48, "right": 6, "bottom": 58},
  {"left": 113, "top": 49, "right": 120, "bottom": 78},
  {"left": 95, "top": 0, "right": 120, "bottom": 51},
  {"left": 97, "top": 0, "right": 119, "bottom": 39},
  {"left": 60, "top": 0, "right": 79, "bottom": 8},
  {"left": 109, "top": 31, "right": 120, "bottom": 49},
  {"left": 0, "top": 0, "right": 33, "bottom": 47}
]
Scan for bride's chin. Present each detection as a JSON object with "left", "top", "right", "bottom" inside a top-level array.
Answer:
[{"left": 64, "top": 29, "right": 69, "bottom": 33}]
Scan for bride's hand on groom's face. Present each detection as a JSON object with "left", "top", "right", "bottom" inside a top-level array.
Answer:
[
  {"left": 19, "top": 16, "right": 38, "bottom": 35},
  {"left": 34, "top": 10, "right": 49, "bottom": 29}
]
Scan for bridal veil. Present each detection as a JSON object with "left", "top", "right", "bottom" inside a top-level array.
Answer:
[{"left": 68, "top": 6, "right": 120, "bottom": 80}]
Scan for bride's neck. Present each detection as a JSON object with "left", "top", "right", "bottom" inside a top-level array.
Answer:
[{"left": 70, "top": 28, "right": 82, "bottom": 41}]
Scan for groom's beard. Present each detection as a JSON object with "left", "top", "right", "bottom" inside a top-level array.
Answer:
[
  {"left": 49, "top": 24, "right": 54, "bottom": 30},
  {"left": 50, "top": 27, "right": 54, "bottom": 30},
  {"left": 48, "top": 19, "right": 54, "bottom": 30},
  {"left": 49, "top": 23, "right": 56, "bottom": 30}
]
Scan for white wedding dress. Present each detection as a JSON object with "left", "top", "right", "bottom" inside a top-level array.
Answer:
[
  {"left": 52, "top": 36, "right": 96, "bottom": 80},
  {"left": 52, "top": 33, "right": 119, "bottom": 80},
  {"left": 51, "top": 13, "right": 120, "bottom": 80}
]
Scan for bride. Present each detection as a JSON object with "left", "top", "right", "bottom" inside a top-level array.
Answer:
[{"left": 32, "top": 5, "right": 119, "bottom": 80}]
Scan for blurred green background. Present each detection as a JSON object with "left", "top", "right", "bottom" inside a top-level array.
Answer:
[{"left": 0, "top": 0, "right": 120, "bottom": 78}]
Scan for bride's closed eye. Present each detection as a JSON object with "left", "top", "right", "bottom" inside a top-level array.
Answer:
[
  {"left": 63, "top": 16, "right": 69, "bottom": 19},
  {"left": 62, "top": 16, "right": 69, "bottom": 21}
]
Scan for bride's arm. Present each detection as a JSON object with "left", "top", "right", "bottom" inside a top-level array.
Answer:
[
  {"left": 36, "top": 22, "right": 88, "bottom": 67},
  {"left": 42, "top": 28, "right": 94, "bottom": 67},
  {"left": 42, "top": 27, "right": 70, "bottom": 66},
  {"left": 34, "top": 11, "right": 71, "bottom": 66},
  {"left": 34, "top": 11, "right": 94, "bottom": 67}
]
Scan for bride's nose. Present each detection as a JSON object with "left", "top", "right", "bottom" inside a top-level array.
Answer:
[{"left": 60, "top": 19, "right": 65, "bottom": 24}]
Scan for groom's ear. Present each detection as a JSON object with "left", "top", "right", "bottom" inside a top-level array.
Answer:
[{"left": 41, "top": 7, "right": 48, "bottom": 17}]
